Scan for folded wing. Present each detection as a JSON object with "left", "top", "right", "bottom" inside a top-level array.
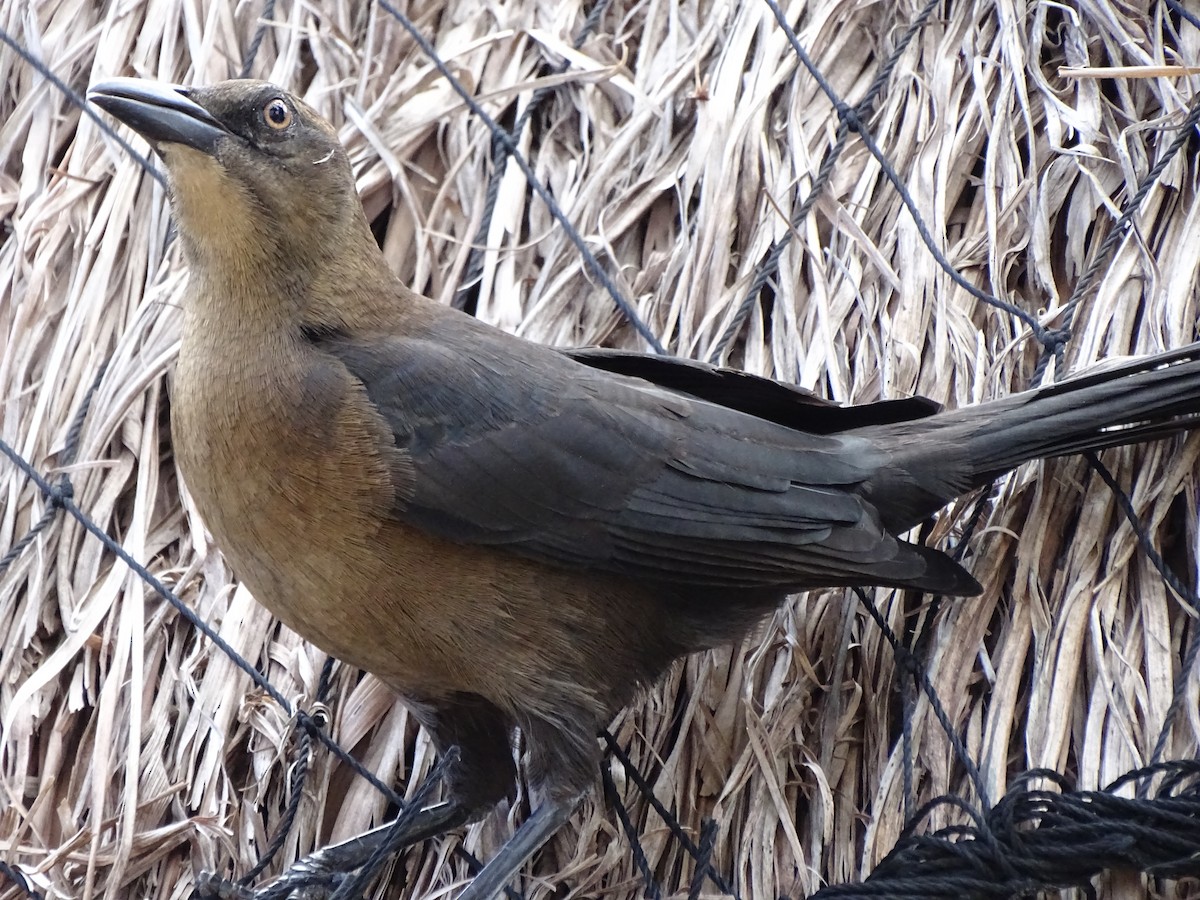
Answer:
[{"left": 310, "top": 318, "right": 978, "bottom": 594}]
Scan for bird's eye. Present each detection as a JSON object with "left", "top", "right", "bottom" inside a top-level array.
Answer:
[{"left": 263, "top": 98, "right": 293, "bottom": 130}]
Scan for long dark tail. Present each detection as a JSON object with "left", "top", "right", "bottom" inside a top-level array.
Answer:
[{"left": 863, "top": 342, "right": 1200, "bottom": 531}]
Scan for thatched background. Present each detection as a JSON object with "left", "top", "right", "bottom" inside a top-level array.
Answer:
[{"left": 2, "top": 0, "right": 1200, "bottom": 898}]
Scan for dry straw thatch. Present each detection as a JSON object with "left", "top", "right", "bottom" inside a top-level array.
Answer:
[{"left": 2, "top": 0, "right": 1200, "bottom": 898}]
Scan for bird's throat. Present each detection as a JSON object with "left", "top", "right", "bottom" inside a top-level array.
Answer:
[{"left": 163, "top": 146, "right": 277, "bottom": 273}]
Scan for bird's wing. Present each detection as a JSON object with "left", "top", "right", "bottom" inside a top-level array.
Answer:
[{"left": 311, "top": 318, "right": 974, "bottom": 593}]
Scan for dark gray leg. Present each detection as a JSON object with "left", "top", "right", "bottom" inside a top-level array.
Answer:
[{"left": 198, "top": 693, "right": 518, "bottom": 900}]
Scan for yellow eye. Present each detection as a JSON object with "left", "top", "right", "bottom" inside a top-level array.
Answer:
[{"left": 263, "top": 98, "right": 293, "bottom": 130}]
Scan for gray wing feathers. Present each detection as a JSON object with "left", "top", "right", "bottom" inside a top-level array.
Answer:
[{"left": 315, "top": 320, "right": 971, "bottom": 593}]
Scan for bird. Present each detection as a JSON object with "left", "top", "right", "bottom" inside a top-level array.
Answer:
[{"left": 88, "top": 76, "right": 1200, "bottom": 899}]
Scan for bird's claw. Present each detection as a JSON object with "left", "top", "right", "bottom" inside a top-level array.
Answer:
[
  {"left": 193, "top": 871, "right": 254, "bottom": 900},
  {"left": 194, "top": 869, "right": 346, "bottom": 900}
]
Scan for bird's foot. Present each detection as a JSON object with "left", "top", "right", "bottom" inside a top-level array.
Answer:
[
  {"left": 194, "top": 800, "right": 467, "bottom": 900},
  {"left": 193, "top": 871, "right": 255, "bottom": 900}
]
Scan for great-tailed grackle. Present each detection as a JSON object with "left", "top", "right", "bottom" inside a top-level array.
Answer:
[{"left": 89, "top": 77, "right": 1200, "bottom": 899}]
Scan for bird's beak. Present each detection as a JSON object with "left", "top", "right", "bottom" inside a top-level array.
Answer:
[{"left": 89, "top": 77, "right": 228, "bottom": 155}]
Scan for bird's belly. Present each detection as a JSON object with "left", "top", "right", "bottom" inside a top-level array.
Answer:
[
  {"left": 216, "top": 510, "right": 680, "bottom": 718},
  {"left": 175, "top": 445, "right": 461, "bottom": 695},
  {"left": 175, "top": 414, "right": 673, "bottom": 716}
]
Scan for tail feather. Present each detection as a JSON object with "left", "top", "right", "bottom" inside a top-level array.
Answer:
[
  {"left": 966, "top": 348, "right": 1200, "bottom": 476},
  {"left": 862, "top": 342, "right": 1200, "bottom": 530}
]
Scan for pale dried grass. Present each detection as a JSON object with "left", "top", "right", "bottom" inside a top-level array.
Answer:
[{"left": 2, "top": 1, "right": 1199, "bottom": 899}]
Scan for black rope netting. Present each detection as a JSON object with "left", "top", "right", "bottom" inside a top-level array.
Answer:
[
  {"left": 2, "top": 1, "right": 1200, "bottom": 899},
  {"left": 813, "top": 763, "right": 1200, "bottom": 900}
]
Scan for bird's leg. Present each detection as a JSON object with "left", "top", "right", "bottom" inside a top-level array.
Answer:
[
  {"left": 193, "top": 797, "right": 467, "bottom": 900},
  {"left": 250, "top": 799, "right": 469, "bottom": 900},
  {"left": 456, "top": 797, "right": 582, "bottom": 900},
  {"left": 208, "top": 694, "right": 519, "bottom": 900},
  {"left": 453, "top": 709, "right": 600, "bottom": 899}
]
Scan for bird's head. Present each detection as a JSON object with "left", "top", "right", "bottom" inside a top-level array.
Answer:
[{"left": 89, "top": 78, "right": 373, "bottom": 277}]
